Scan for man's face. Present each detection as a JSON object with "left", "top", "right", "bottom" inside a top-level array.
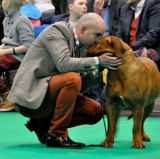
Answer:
[
  {"left": 69, "top": 0, "right": 87, "bottom": 17},
  {"left": 78, "top": 25, "right": 105, "bottom": 49}
]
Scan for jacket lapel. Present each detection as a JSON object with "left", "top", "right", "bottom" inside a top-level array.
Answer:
[{"left": 68, "top": 24, "right": 75, "bottom": 57}]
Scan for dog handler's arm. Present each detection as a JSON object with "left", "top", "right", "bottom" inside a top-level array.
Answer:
[{"left": 98, "top": 53, "right": 122, "bottom": 70}]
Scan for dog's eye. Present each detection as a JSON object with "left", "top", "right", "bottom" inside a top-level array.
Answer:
[{"left": 95, "top": 33, "right": 103, "bottom": 39}]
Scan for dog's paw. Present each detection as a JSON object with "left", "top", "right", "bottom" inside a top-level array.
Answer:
[
  {"left": 100, "top": 138, "right": 114, "bottom": 148},
  {"left": 132, "top": 140, "right": 146, "bottom": 148},
  {"left": 142, "top": 134, "right": 150, "bottom": 142}
]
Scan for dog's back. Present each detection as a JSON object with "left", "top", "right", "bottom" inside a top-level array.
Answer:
[{"left": 137, "top": 57, "right": 160, "bottom": 104}]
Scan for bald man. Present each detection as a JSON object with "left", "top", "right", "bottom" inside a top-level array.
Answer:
[{"left": 8, "top": 13, "right": 121, "bottom": 149}]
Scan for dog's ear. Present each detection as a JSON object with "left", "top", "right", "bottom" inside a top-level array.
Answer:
[
  {"left": 110, "top": 36, "right": 131, "bottom": 57},
  {"left": 87, "top": 36, "right": 131, "bottom": 57}
]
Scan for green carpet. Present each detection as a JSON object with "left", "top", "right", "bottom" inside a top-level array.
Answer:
[{"left": 1, "top": 112, "right": 160, "bottom": 159}]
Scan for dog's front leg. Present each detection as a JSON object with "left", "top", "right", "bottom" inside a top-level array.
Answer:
[
  {"left": 132, "top": 105, "right": 145, "bottom": 148},
  {"left": 100, "top": 102, "right": 120, "bottom": 148}
]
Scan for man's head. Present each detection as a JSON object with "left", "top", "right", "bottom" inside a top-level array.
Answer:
[
  {"left": 68, "top": 0, "right": 87, "bottom": 19},
  {"left": 75, "top": 13, "right": 106, "bottom": 48}
]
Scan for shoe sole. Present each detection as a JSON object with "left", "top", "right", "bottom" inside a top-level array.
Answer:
[
  {"left": 0, "top": 107, "right": 15, "bottom": 112},
  {"left": 46, "top": 143, "right": 85, "bottom": 149}
]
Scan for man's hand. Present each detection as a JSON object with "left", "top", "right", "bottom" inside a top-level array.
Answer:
[
  {"left": 0, "top": 48, "right": 9, "bottom": 56},
  {"left": 0, "top": 44, "right": 4, "bottom": 49},
  {"left": 98, "top": 53, "right": 122, "bottom": 70},
  {"left": 93, "top": 0, "right": 104, "bottom": 15},
  {"left": 0, "top": 44, "right": 13, "bottom": 55}
]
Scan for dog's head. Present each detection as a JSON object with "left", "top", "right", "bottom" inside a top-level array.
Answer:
[{"left": 87, "top": 36, "right": 131, "bottom": 57}]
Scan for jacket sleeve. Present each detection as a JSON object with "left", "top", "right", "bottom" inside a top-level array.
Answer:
[{"left": 41, "top": 23, "right": 98, "bottom": 74}]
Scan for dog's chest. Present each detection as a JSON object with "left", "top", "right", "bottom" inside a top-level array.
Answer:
[{"left": 107, "top": 73, "right": 133, "bottom": 110}]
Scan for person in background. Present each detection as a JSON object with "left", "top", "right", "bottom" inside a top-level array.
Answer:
[
  {"left": 0, "top": 0, "right": 39, "bottom": 111},
  {"left": 7, "top": 13, "right": 121, "bottom": 148},
  {"left": 0, "top": 1, "right": 5, "bottom": 44},
  {"left": 0, "top": 0, "right": 34, "bottom": 111},
  {"left": 116, "top": 0, "right": 160, "bottom": 70},
  {"left": 87, "top": 0, "right": 126, "bottom": 35},
  {"left": 33, "top": 0, "right": 55, "bottom": 24},
  {"left": 51, "top": 0, "right": 87, "bottom": 25}
]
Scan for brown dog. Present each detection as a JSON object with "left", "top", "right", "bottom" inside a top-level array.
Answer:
[{"left": 87, "top": 36, "right": 160, "bottom": 148}]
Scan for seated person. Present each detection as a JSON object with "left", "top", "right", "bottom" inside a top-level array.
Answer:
[
  {"left": 116, "top": 0, "right": 160, "bottom": 70},
  {"left": 0, "top": 0, "right": 34, "bottom": 111}
]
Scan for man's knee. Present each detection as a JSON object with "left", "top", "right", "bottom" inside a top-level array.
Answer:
[
  {"left": 87, "top": 103, "right": 104, "bottom": 124},
  {"left": 66, "top": 72, "right": 82, "bottom": 91}
]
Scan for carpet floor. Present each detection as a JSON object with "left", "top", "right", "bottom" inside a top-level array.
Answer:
[{"left": 1, "top": 112, "right": 160, "bottom": 159}]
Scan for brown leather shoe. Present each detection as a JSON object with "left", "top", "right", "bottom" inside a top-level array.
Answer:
[
  {"left": 46, "top": 134, "right": 86, "bottom": 149},
  {"left": 0, "top": 91, "right": 16, "bottom": 112},
  {"left": 0, "top": 100, "right": 14, "bottom": 111}
]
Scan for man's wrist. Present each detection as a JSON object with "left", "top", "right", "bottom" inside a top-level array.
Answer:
[{"left": 94, "top": 57, "right": 99, "bottom": 68}]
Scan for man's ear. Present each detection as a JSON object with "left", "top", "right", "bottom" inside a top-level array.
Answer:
[
  {"left": 80, "top": 25, "right": 87, "bottom": 34},
  {"left": 68, "top": 4, "right": 73, "bottom": 10}
]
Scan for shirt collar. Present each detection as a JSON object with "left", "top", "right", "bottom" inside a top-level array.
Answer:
[
  {"left": 73, "top": 27, "right": 81, "bottom": 50},
  {"left": 5, "top": 8, "right": 22, "bottom": 23},
  {"left": 6, "top": 7, "right": 21, "bottom": 18},
  {"left": 108, "top": 0, "right": 111, "bottom": 6},
  {"left": 131, "top": 0, "right": 145, "bottom": 11}
]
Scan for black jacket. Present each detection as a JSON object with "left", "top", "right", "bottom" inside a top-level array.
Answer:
[{"left": 116, "top": 0, "right": 160, "bottom": 65}]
